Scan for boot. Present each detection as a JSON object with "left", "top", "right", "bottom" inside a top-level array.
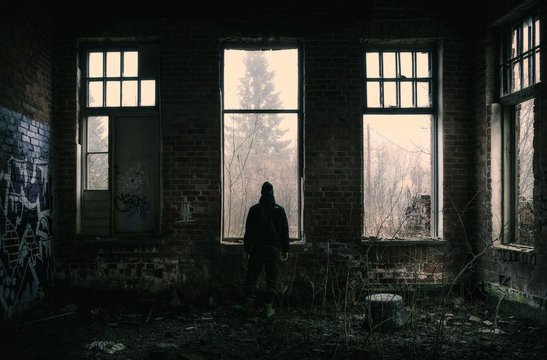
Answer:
[
  {"left": 234, "top": 297, "right": 254, "bottom": 312},
  {"left": 265, "top": 302, "right": 275, "bottom": 318}
]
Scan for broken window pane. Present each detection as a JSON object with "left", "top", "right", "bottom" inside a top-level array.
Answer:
[{"left": 364, "top": 114, "right": 432, "bottom": 239}]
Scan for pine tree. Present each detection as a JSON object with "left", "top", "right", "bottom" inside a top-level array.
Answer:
[{"left": 224, "top": 51, "right": 293, "bottom": 237}]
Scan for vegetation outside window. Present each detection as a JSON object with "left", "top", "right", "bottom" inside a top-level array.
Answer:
[
  {"left": 222, "top": 46, "right": 301, "bottom": 240},
  {"left": 363, "top": 48, "right": 439, "bottom": 240},
  {"left": 497, "top": 15, "right": 540, "bottom": 247}
]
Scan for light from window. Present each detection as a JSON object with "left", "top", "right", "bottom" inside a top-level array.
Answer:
[
  {"left": 86, "top": 116, "right": 109, "bottom": 190},
  {"left": 363, "top": 114, "right": 432, "bottom": 239},
  {"left": 501, "top": 16, "right": 540, "bottom": 95},
  {"left": 365, "top": 50, "right": 432, "bottom": 109},
  {"left": 141, "top": 80, "right": 156, "bottom": 106},
  {"left": 223, "top": 48, "right": 299, "bottom": 238},
  {"left": 515, "top": 99, "right": 534, "bottom": 246},
  {"left": 86, "top": 50, "right": 155, "bottom": 107}
]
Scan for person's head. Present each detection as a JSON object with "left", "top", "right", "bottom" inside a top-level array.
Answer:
[{"left": 261, "top": 181, "right": 274, "bottom": 196}]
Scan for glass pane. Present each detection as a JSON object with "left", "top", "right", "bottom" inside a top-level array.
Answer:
[
  {"left": 106, "top": 81, "right": 120, "bottom": 107},
  {"left": 417, "top": 81, "right": 430, "bottom": 107},
  {"left": 123, "top": 51, "right": 138, "bottom": 77},
  {"left": 88, "top": 81, "right": 103, "bottom": 107},
  {"left": 106, "top": 52, "right": 121, "bottom": 77},
  {"left": 88, "top": 52, "right": 103, "bottom": 78},
  {"left": 400, "top": 52, "right": 412, "bottom": 78},
  {"left": 366, "top": 81, "right": 380, "bottom": 107},
  {"left": 223, "top": 49, "right": 298, "bottom": 110},
  {"left": 511, "top": 29, "right": 518, "bottom": 58},
  {"left": 512, "top": 61, "right": 521, "bottom": 92},
  {"left": 523, "top": 57, "right": 529, "bottom": 88},
  {"left": 384, "top": 81, "right": 397, "bottom": 107},
  {"left": 140, "top": 80, "right": 156, "bottom": 106},
  {"left": 366, "top": 52, "right": 380, "bottom": 78},
  {"left": 87, "top": 116, "right": 109, "bottom": 152},
  {"left": 383, "top": 52, "right": 396, "bottom": 78},
  {"left": 535, "top": 19, "right": 540, "bottom": 47},
  {"left": 122, "top": 80, "right": 138, "bottom": 106},
  {"left": 535, "top": 51, "right": 540, "bottom": 83},
  {"left": 416, "top": 52, "right": 430, "bottom": 77},
  {"left": 363, "top": 114, "right": 432, "bottom": 239},
  {"left": 87, "top": 153, "right": 109, "bottom": 190},
  {"left": 516, "top": 99, "right": 534, "bottom": 246},
  {"left": 223, "top": 113, "right": 299, "bottom": 238},
  {"left": 400, "top": 81, "right": 413, "bottom": 107}
]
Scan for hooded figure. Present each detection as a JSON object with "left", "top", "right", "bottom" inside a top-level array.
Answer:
[{"left": 236, "top": 182, "right": 289, "bottom": 318}]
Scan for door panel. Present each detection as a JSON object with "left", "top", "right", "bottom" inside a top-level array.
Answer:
[{"left": 113, "top": 115, "right": 158, "bottom": 233}]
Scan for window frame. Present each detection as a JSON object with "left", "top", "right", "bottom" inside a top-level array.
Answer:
[
  {"left": 499, "top": 14, "right": 541, "bottom": 96},
  {"left": 362, "top": 44, "right": 441, "bottom": 240},
  {"left": 495, "top": 13, "right": 540, "bottom": 248},
  {"left": 78, "top": 42, "right": 160, "bottom": 238},
  {"left": 220, "top": 42, "right": 304, "bottom": 242}
]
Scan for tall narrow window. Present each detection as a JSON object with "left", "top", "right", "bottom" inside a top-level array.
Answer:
[
  {"left": 80, "top": 44, "right": 159, "bottom": 236},
  {"left": 363, "top": 48, "right": 439, "bottom": 239},
  {"left": 496, "top": 15, "right": 540, "bottom": 247},
  {"left": 222, "top": 46, "right": 301, "bottom": 240}
]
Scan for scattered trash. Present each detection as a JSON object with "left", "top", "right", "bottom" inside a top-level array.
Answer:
[
  {"left": 469, "top": 315, "right": 481, "bottom": 323},
  {"left": 85, "top": 341, "right": 125, "bottom": 354},
  {"left": 479, "top": 328, "right": 504, "bottom": 334},
  {"left": 185, "top": 326, "right": 197, "bottom": 331},
  {"left": 483, "top": 320, "right": 493, "bottom": 326}
]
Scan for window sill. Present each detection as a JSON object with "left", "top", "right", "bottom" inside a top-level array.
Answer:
[
  {"left": 492, "top": 243, "right": 534, "bottom": 253},
  {"left": 221, "top": 238, "right": 305, "bottom": 246},
  {"left": 77, "top": 234, "right": 164, "bottom": 245},
  {"left": 360, "top": 237, "right": 447, "bottom": 246}
]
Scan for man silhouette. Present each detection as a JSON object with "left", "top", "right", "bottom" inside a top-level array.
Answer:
[{"left": 236, "top": 182, "right": 289, "bottom": 318}]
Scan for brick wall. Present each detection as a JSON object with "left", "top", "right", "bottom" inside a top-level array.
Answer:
[
  {"left": 47, "top": 2, "right": 534, "bottom": 309},
  {"left": 473, "top": 0, "right": 547, "bottom": 321},
  {"left": 0, "top": 1, "right": 54, "bottom": 315}
]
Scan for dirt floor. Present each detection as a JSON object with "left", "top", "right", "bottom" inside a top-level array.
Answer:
[{"left": 1, "top": 291, "right": 546, "bottom": 360}]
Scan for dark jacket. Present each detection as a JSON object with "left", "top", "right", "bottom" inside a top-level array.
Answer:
[{"left": 243, "top": 194, "right": 289, "bottom": 254}]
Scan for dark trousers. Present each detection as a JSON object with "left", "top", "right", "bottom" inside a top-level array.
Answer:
[{"left": 244, "top": 246, "right": 280, "bottom": 304}]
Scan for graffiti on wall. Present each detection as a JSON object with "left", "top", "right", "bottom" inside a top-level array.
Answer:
[
  {"left": 0, "top": 157, "right": 52, "bottom": 314},
  {"left": 115, "top": 161, "right": 151, "bottom": 219},
  {"left": 0, "top": 107, "right": 52, "bottom": 315}
]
